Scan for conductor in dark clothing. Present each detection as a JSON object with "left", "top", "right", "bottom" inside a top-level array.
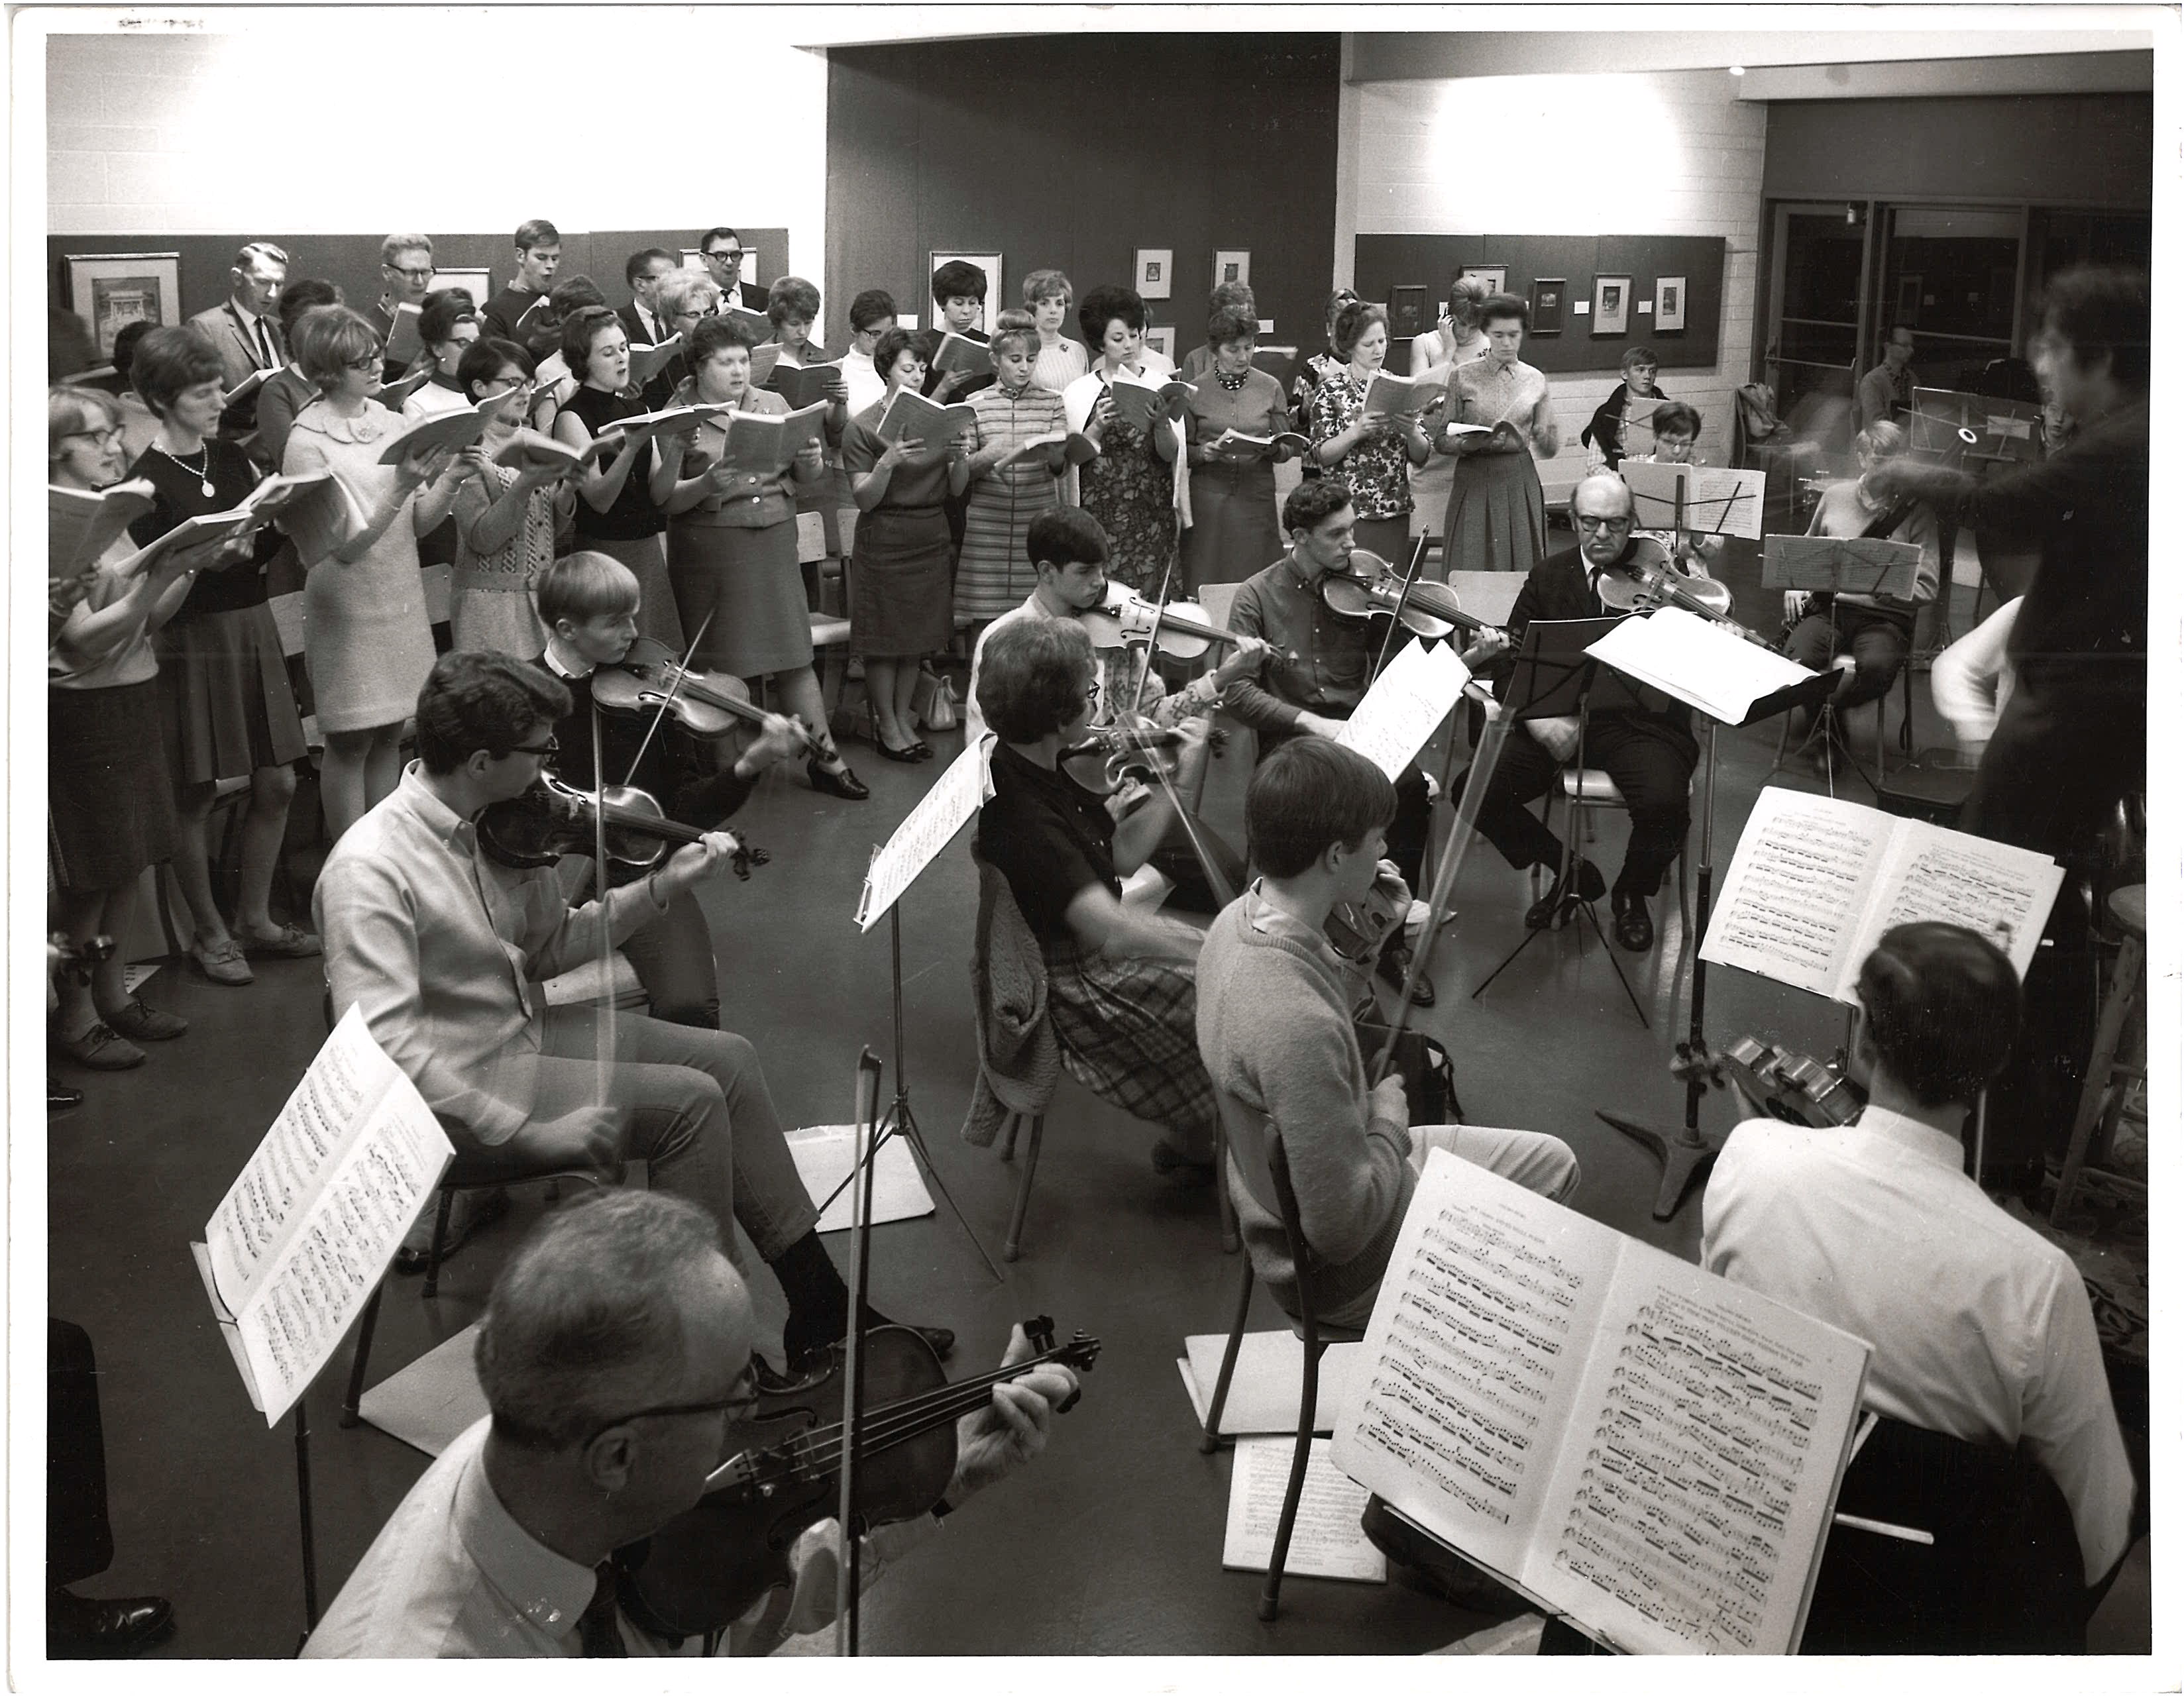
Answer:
[{"left": 1456, "top": 472, "right": 1698, "bottom": 953}]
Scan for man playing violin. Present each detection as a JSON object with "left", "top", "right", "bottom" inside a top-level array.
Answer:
[
  {"left": 1456, "top": 472, "right": 1699, "bottom": 953},
  {"left": 305, "top": 1191, "right": 1077, "bottom": 1657},
  {"left": 316, "top": 651, "right": 954, "bottom": 1379}
]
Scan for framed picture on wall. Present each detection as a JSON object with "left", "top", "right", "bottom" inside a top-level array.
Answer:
[
  {"left": 930, "top": 251, "right": 1004, "bottom": 333},
  {"left": 1529, "top": 278, "right": 1566, "bottom": 336},
  {"left": 1213, "top": 249, "right": 1250, "bottom": 288},
  {"left": 433, "top": 267, "right": 493, "bottom": 308},
  {"left": 1654, "top": 275, "right": 1686, "bottom": 333},
  {"left": 1390, "top": 285, "right": 1431, "bottom": 339},
  {"left": 1592, "top": 274, "right": 1631, "bottom": 337},
  {"left": 66, "top": 251, "right": 180, "bottom": 360},
  {"left": 1134, "top": 248, "right": 1173, "bottom": 301},
  {"left": 1142, "top": 325, "right": 1176, "bottom": 362},
  {"left": 1460, "top": 264, "right": 1507, "bottom": 297}
]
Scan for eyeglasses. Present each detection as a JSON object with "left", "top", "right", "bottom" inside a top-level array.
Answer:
[
  {"left": 703, "top": 250, "right": 741, "bottom": 266},
  {"left": 1084, "top": 680, "right": 1103, "bottom": 703},
  {"left": 62, "top": 426, "right": 125, "bottom": 447},
  {"left": 344, "top": 355, "right": 382, "bottom": 373},
  {"left": 1574, "top": 514, "right": 1634, "bottom": 533},
  {"left": 386, "top": 264, "right": 436, "bottom": 281},
  {"left": 503, "top": 735, "right": 560, "bottom": 760},
  {"left": 581, "top": 1363, "right": 762, "bottom": 1448}
]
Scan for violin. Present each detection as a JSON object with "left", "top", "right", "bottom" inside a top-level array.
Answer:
[
  {"left": 1077, "top": 582, "right": 1248, "bottom": 662},
  {"left": 1672, "top": 1035, "right": 1865, "bottom": 1129},
  {"left": 590, "top": 635, "right": 821, "bottom": 755},
  {"left": 1318, "top": 548, "right": 1497, "bottom": 642},
  {"left": 1324, "top": 867, "right": 1411, "bottom": 969},
  {"left": 614, "top": 1318, "right": 1101, "bottom": 1639},
  {"left": 477, "top": 770, "right": 767, "bottom": 878},
  {"left": 1057, "top": 721, "right": 1228, "bottom": 796},
  {"left": 1593, "top": 537, "right": 1778, "bottom": 649}
]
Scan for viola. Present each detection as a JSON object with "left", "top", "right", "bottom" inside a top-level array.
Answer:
[
  {"left": 590, "top": 635, "right": 821, "bottom": 755},
  {"left": 1324, "top": 866, "right": 1411, "bottom": 969},
  {"left": 476, "top": 770, "right": 767, "bottom": 879},
  {"left": 614, "top": 1318, "right": 1100, "bottom": 1639},
  {"left": 1593, "top": 535, "right": 1740, "bottom": 619},
  {"left": 1078, "top": 582, "right": 1246, "bottom": 662},
  {"left": 1317, "top": 548, "right": 1497, "bottom": 643}
]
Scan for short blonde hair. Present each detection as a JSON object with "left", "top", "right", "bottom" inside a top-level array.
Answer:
[
  {"left": 1022, "top": 268, "right": 1072, "bottom": 309},
  {"left": 534, "top": 549, "right": 641, "bottom": 629},
  {"left": 294, "top": 306, "right": 383, "bottom": 392},
  {"left": 48, "top": 384, "right": 120, "bottom": 462},
  {"left": 1857, "top": 419, "right": 1908, "bottom": 460},
  {"left": 655, "top": 268, "right": 718, "bottom": 321}
]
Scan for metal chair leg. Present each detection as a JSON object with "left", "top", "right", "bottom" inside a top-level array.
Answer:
[
  {"left": 421, "top": 1188, "right": 456, "bottom": 1299},
  {"left": 340, "top": 1281, "right": 385, "bottom": 1428},
  {"left": 1261, "top": 1334, "right": 1324, "bottom": 1621},
  {"left": 1003, "top": 1114, "right": 1044, "bottom": 1261},
  {"left": 998, "top": 1110, "right": 1020, "bottom": 1162},
  {"left": 1199, "top": 1255, "right": 1256, "bottom": 1453},
  {"left": 1215, "top": 1112, "right": 1239, "bottom": 1253}
]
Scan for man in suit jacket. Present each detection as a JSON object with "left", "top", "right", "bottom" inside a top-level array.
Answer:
[
  {"left": 1456, "top": 472, "right": 1698, "bottom": 952},
  {"left": 696, "top": 226, "right": 769, "bottom": 314},
  {"left": 365, "top": 233, "right": 438, "bottom": 386},
  {"left": 618, "top": 248, "right": 681, "bottom": 408},
  {"left": 185, "top": 239, "right": 287, "bottom": 462}
]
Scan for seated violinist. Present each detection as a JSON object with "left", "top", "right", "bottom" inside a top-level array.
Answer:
[
  {"left": 1624, "top": 399, "right": 1726, "bottom": 574},
  {"left": 975, "top": 616, "right": 1223, "bottom": 1175},
  {"left": 315, "top": 651, "right": 952, "bottom": 1372},
  {"left": 1455, "top": 473, "right": 1698, "bottom": 954},
  {"left": 304, "top": 1190, "right": 1076, "bottom": 1657}
]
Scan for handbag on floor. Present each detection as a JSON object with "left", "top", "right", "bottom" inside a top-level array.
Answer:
[{"left": 1354, "top": 1020, "right": 1462, "bottom": 1126}]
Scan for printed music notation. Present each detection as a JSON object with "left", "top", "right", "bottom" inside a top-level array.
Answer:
[
  {"left": 1702, "top": 786, "right": 2063, "bottom": 1005},
  {"left": 855, "top": 735, "right": 995, "bottom": 930},
  {"left": 1331, "top": 1151, "right": 1869, "bottom": 1655},
  {"left": 1334, "top": 637, "right": 1471, "bottom": 783},
  {"left": 198, "top": 1008, "right": 453, "bottom": 1425}
]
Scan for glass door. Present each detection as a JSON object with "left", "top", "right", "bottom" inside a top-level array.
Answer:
[
  {"left": 1763, "top": 202, "right": 1870, "bottom": 462},
  {"left": 1875, "top": 205, "right": 2023, "bottom": 396}
]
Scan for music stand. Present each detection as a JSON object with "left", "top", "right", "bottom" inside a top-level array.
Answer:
[
  {"left": 1761, "top": 535, "right": 1924, "bottom": 799},
  {"left": 1470, "top": 617, "right": 1652, "bottom": 1022}
]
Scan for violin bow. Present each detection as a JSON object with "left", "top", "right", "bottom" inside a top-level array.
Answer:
[
  {"left": 588, "top": 702, "right": 618, "bottom": 1122},
  {"left": 619, "top": 606, "right": 718, "bottom": 790},
  {"left": 1368, "top": 535, "right": 1435, "bottom": 681},
  {"left": 834, "top": 1047, "right": 884, "bottom": 1656},
  {"left": 1117, "top": 554, "right": 1239, "bottom": 911}
]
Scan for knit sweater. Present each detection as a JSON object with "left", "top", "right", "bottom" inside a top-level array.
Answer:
[{"left": 1195, "top": 884, "right": 1415, "bottom": 1324}]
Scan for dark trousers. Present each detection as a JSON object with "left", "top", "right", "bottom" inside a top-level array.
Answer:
[
  {"left": 49, "top": 1319, "right": 111, "bottom": 1590},
  {"left": 1458, "top": 717, "right": 1690, "bottom": 897},
  {"left": 1785, "top": 602, "right": 1912, "bottom": 713}
]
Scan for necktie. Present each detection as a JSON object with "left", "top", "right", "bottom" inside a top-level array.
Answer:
[
  {"left": 253, "top": 315, "right": 275, "bottom": 370},
  {"left": 578, "top": 1562, "right": 626, "bottom": 1656}
]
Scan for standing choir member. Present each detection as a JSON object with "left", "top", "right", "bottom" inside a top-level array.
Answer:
[
  {"left": 956, "top": 309, "right": 1069, "bottom": 627},
  {"left": 1291, "top": 287, "right": 1358, "bottom": 438},
  {"left": 1064, "top": 284, "right": 1184, "bottom": 596},
  {"left": 1437, "top": 292, "right": 1558, "bottom": 573},
  {"left": 251, "top": 280, "right": 343, "bottom": 470},
  {"left": 1305, "top": 300, "right": 1430, "bottom": 565},
  {"left": 924, "top": 259, "right": 995, "bottom": 401},
  {"left": 283, "top": 307, "right": 466, "bottom": 840},
  {"left": 840, "top": 288, "right": 899, "bottom": 421},
  {"left": 846, "top": 327, "right": 967, "bottom": 759},
  {"left": 1022, "top": 268, "right": 1089, "bottom": 394},
  {"left": 127, "top": 329, "right": 315, "bottom": 982},
  {"left": 400, "top": 292, "right": 482, "bottom": 423},
  {"left": 480, "top": 218, "right": 561, "bottom": 343},
  {"left": 661, "top": 313, "right": 867, "bottom": 801},
  {"left": 550, "top": 304, "right": 686, "bottom": 650},
  {"left": 1181, "top": 303, "right": 1295, "bottom": 588},
  {"left": 650, "top": 266, "right": 719, "bottom": 396},
  {"left": 1178, "top": 281, "right": 1254, "bottom": 382},
  {"left": 447, "top": 339, "right": 562, "bottom": 657},
  {"left": 1408, "top": 276, "right": 1490, "bottom": 378},
  {"left": 366, "top": 233, "right": 437, "bottom": 384}
]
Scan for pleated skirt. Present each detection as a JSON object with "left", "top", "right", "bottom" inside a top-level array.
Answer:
[
  {"left": 586, "top": 533, "right": 686, "bottom": 653},
  {"left": 1442, "top": 450, "right": 1547, "bottom": 574},
  {"left": 50, "top": 678, "right": 176, "bottom": 891},
  {"left": 157, "top": 603, "right": 308, "bottom": 782}
]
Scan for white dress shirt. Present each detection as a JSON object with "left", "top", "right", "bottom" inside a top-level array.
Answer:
[{"left": 1702, "top": 1106, "right": 2133, "bottom": 1581}]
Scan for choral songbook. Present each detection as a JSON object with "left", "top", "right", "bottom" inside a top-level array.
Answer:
[
  {"left": 374, "top": 401, "right": 491, "bottom": 466},
  {"left": 1332, "top": 1151, "right": 1870, "bottom": 1654},
  {"left": 1701, "top": 785, "right": 2064, "bottom": 1004},
  {"left": 626, "top": 333, "right": 683, "bottom": 390},
  {"left": 875, "top": 387, "right": 976, "bottom": 447},
  {"left": 930, "top": 331, "right": 995, "bottom": 379},
  {"left": 49, "top": 478, "right": 158, "bottom": 578},
  {"left": 1361, "top": 370, "right": 1447, "bottom": 421},
  {"left": 766, "top": 358, "right": 843, "bottom": 411},
  {"left": 718, "top": 399, "right": 832, "bottom": 476},
  {"left": 195, "top": 1007, "right": 453, "bottom": 1424},
  {"left": 1105, "top": 373, "right": 1195, "bottom": 435}
]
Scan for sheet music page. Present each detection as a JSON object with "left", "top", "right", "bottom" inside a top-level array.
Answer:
[
  {"left": 234, "top": 1070, "right": 453, "bottom": 1426},
  {"left": 1858, "top": 820, "right": 2064, "bottom": 996},
  {"left": 1618, "top": 459, "right": 1686, "bottom": 533},
  {"left": 1584, "top": 608, "right": 1815, "bottom": 726},
  {"left": 204, "top": 1006, "right": 390, "bottom": 1314},
  {"left": 1334, "top": 637, "right": 1470, "bottom": 781},
  {"left": 1700, "top": 786, "right": 1892, "bottom": 999},
  {"left": 1685, "top": 468, "right": 1767, "bottom": 539},
  {"left": 1332, "top": 1151, "right": 1620, "bottom": 1582},
  {"left": 1223, "top": 1437, "right": 1388, "bottom": 1583},
  {"left": 855, "top": 736, "right": 995, "bottom": 929},
  {"left": 1525, "top": 1250, "right": 1869, "bottom": 1654}
]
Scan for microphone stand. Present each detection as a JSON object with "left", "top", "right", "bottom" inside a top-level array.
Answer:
[{"left": 835, "top": 1047, "right": 885, "bottom": 1654}]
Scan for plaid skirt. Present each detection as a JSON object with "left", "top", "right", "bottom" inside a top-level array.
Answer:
[{"left": 1042, "top": 937, "right": 1217, "bottom": 1156}]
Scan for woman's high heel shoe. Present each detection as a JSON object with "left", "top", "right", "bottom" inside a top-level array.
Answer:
[{"left": 807, "top": 755, "right": 870, "bottom": 800}]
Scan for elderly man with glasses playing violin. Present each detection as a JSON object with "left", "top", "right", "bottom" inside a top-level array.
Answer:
[
  {"left": 304, "top": 1189, "right": 1077, "bottom": 1657},
  {"left": 1453, "top": 472, "right": 1700, "bottom": 954}
]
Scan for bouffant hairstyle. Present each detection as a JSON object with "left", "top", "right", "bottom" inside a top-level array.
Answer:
[
  {"left": 1332, "top": 301, "right": 1388, "bottom": 358},
  {"left": 989, "top": 307, "right": 1038, "bottom": 361},
  {"left": 688, "top": 312, "right": 762, "bottom": 366},
  {"left": 1247, "top": 738, "right": 1399, "bottom": 878},
  {"left": 873, "top": 327, "right": 923, "bottom": 384},
  {"left": 1077, "top": 284, "right": 1147, "bottom": 347},
  {"left": 1853, "top": 922, "right": 2022, "bottom": 1108},
  {"left": 419, "top": 290, "right": 479, "bottom": 348},
  {"left": 277, "top": 278, "right": 343, "bottom": 341},
  {"left": 133, "top": 325, "right": 229, "bottom": 415},
  {"left": 655, "top": 268, "right": 719, "bottom": 324},
  {"left": 767, "top": 276, "right": 822, "bottom": 328},
  {"left": 1478, "top": 292, "right": 1529, "bottom": 330},
  {"left": 977, "top": 616, "right": 1095, "bottom": 745},
  {"left": 1208, "top": 305, "right": 1258, "bottom": 347},
  {"left": 560, "top": 305, "right": 626, "bottom": 385},
  {"left": 1021, "top": 268, "right": 1071, "bottom": 309},
  {"left": 931, "top": 259, "right": 989, "bottom": 307}
]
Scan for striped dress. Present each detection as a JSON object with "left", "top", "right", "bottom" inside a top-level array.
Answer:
[{"left": 954, "top": 382, "right": 1067, "bottom": 623}]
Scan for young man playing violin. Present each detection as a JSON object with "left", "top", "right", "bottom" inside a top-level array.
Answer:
[
  {"left": 532, "top": 550, "right": 808, "bottom": 1031},
  {"left": 305, "top": 1191, "right": 1075, "bottom": 1657},
  {"left": 1223, "top": 478, "right": 1509, "bottom": 1006},
  {"left": 315, "top": 650, "right": 953, "bottom": 1375},
  {"left": 1454, "top": 472, "right": 1700, "bottom": 953}
]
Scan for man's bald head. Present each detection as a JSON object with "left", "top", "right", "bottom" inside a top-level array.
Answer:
[{"left": 1572, "top": 473, "right": 1635, "bottom": 523}]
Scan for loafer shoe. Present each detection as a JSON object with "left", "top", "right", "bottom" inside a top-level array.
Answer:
[
  {"left": 808, "top": 757, "right": 871, "bottom": 800},
  {"left": 1611, "top": 888, "right": 1655, "bottom": 952},
  {"left": 240, "top": 922, "right": 321, "bottom": 959},
  {"left": 189, "top": 937, "right": 253, "bottom": 986},
  {"left": 1523, "top": 857, "right": 1604, "bottom": 930},
  {"left": 47, "top": 1589, "right": 174, "bottom": 1656},
  {"left": 103, "top": 998, "right": 187, "bottom": 1041},
  {"left": 52, "top": 1022, "right": 144, "bottom": 1071},
  {"left": 875, "top": 738, "right": 924, "bottom": 763}
]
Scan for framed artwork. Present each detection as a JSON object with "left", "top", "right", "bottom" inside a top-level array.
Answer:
[
  {"left": 431, "top": 267, "right": 492, "bottom": 307},
  {"left": 1654, "top": 275, "right": 1686, "bottom": 333},
  {"left": 1142, "top": 325, "right": 1176, "bottom": 362},
  {"left": 929, "top": 250, "right": 1004, "bottom": 333},
  {"left": 66, "top": 251, "right": 180, "bottom": 360},
  {"left": 1390, "top": 284, "right": 1431, "bottom": 340},
  {"left": 1214, "top": 249, "right": 1250, "bottom": 288},
  {"left": 1592, "top": 274, "right": 1631, "bottom": 337},
  {"left": 1529, "top": 277, "right": 1566, "bottom": 336},
  {"left": 1460, "top": 264, "right": 1507, "bottom": 297},
  {"left": 1134, "top": 248, "right": 1173, "bottom": 301}
]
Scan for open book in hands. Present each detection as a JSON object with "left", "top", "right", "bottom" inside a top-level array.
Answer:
[
  {"left": 49, "top": 478, "right": 159, "bottom": 580},
  {"left": 875, "top": 388, "right": 975, "bottom": 447},
  {"left": 1361, "top": 371, "right": 1447, "bottom": 421},
  {"left": 931, "top": 332, "right": 995, "bottom": 379},
  {"left": 375, "top": 362, "right": 440, "bottom": 411},
  {"left": 273, "top": 471, "right": 374, "bottom": 566},
  {"left": 767, "top": 360, "right": 844, "bottom": 411},
  {"left": 374, "top": 402, "right": 493, "bottom": 466},
  {"left": 1105, "top": 373, "right": 1196, "bottom": 435},
  {"left": 997, "top": 431, "right": 1099, "bottom": 470},
  {"left": 1209, "top": 427, "right": 1311, "bottom": 460},
  {"left": 716, "top": 400, "right": 832, "bottom": 477},
  {"left": 626, "top": 334, "right": 683, "bottom": 391},
  {"left": 595, "top": 401, "right": 736, "bottom": 444},
  {"left": 492, "top": 428, "right": 614, "bottom": 475},
  {"left": 383, "top": 301, "right": 425, "bottom": 367}
]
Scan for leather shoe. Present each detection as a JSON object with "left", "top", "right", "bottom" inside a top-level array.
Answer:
[
  {"left": 1611, "top": 888, "right": 1655, "bottom": 952},
  {"left": 47, "top": 1588, "right": 174, "bottom": 1656},
  {"left": 49, "top": 1082, "right": 85, "bottom": 1112},
  {"left": 1523, "top": 857, "right": 1604, "bottom": 930},
  {"left": 807, "top": 757, "right": 871, "bottom": 800},
  {"left": 875, "top": 738, "right": 924, "bottom": 763},
  {"left": 1375, "top": 941, "right": 1436, "bottom": 1008}
]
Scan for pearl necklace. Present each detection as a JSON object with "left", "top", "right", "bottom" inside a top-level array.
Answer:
[{"left": 158, "top": 441, "right": 215, "bottom": 498}]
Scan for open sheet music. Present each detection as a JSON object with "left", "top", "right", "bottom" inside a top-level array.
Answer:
[
  {"left": 1621, "top": 459, "right": 1767, "bottom": 540},
  {"left": 1335, "top": 637, "right": 1471, "bottom": 780},
  {"left": 718, "top": 399, "right": 832, "bottom": 476},
  {"left": 50, "top": 478, "right": 158, "bottom": 578},
  {"left": 1333, "top": 1151, "right": 1869, "bottom": 1654},
  {"left": 198, "top": 1007, "right": 453, "bottom": 1424},
  {"left": 1584, "top": 608, "right": 1818, "bottom": 726},
  {"left": 855, "top": 735, "right": 995, "bottom": 929},
  {"left": 1702, "top": 786, "right": 2064, "bottom": 1002}
]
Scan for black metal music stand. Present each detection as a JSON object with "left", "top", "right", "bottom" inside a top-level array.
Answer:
[{"left": 1470, "top": 617, "right": 1651, "bottom": 1022}]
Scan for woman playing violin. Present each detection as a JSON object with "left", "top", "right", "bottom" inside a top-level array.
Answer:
[{"left": 533, "top": 551, "right": 808, "bottom": 1031}]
